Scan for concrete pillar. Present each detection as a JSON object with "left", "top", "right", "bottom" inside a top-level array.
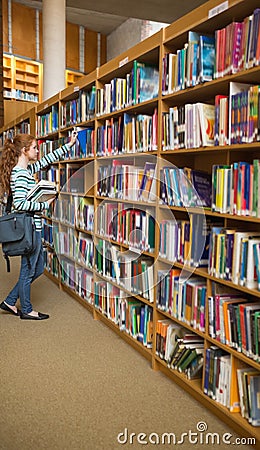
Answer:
[{"left": 42, "top": 0, "right": 66, "bottom": 100}]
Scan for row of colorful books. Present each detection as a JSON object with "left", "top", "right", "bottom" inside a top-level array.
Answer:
[
  {"left": 162, "top": 33, "right": 215, "bottom": 93},
  {"left": 53, "top": 229, "right": 94, "bottom": 269},
  {"left": 96, "top": 60, "right": 159, "bottom": 116},
  {"left": 160, "top": 166, "right": 212, "bottom": 208},
  {"left": 75, "top": 266, "right": 94, "bottom": 304},
  {"left": 159, "top": 219, "right": 260, "bottom": 291},
  {"left": 96, "top": 202, "right": 155, "bottom": 252},
  {"left": 38, "top": 166, "right": 59, "bottom": 186},
  {"left": 95, "top": 239, "right": 154, "bottom": 302},
  {"left": 160, "top": 158, "right": 260, "bottom": 218},
  {"left": 69, "top": 128, "right": 95, "bottom": 159},
  {"left": 43, "top": 248, "right": 59, "bottom": 278},
  {"left": 159, "top": 216, "right": 211, "bottom": 268},
  {"left": 42, "top": 220, "right": 53, "bottom": 246},
  {"left": 212, "top": 160, "right": 260, "bottom": 218},
  {"left": 215, "top": 8, "right": 260, "bottom": 77},
  {"left": 162, "top": 83, "right": 260, "bottom": 151},
  {"left": 59, "top": 163, "right": 85, "bottom": 193},
  {"left": 74, "top": 197, "right": 94, "bottom": 231},
  {"left": 204, "top": 346, "right": 260, "bottom": 426},
  {"left": 38, "top": 138, "right": 62, "bottom": 159},
  {"left": 36, "top": 104, "right": 59, "bottom": 137},
  {"left": 60, "top": 258, "right": 93, "bottom": 304},
  {"left": 208, "top": 228, "right": 260, "bottom": 289},
  {"left": 38, "top": 131, "right": 94, "bottom": 161},
  {"left": 208, "top": 286, "right": 260, "bottom": 361},
  {"left": 60, "top": 86, "right": 96, "bottom": 128},
  {"left": 96, "top": 109, "right": 158, "bottom": 156},
  {"left": 162, "top": 7, "right": 260, "bottom": 94},
  {"left": 97, "top": 160, "right": 156, "bottom": 202},
  {"left": 59, "top": 257, "right": 94, "bottom": 306},
  {"left": 53, "top": 196, "right": 94, "bottom": 232},
  {"left": 157, "top": 271, "right": 207, "bottom": 332},
  {"left": 94, "top": 281, "right": 153, "bottom": 348},
  {"left": 16, "top": 119, "right": 31, "bottom": 134},
  {"left": 156, "top": 324, "right": 204, "bottom": 380}
]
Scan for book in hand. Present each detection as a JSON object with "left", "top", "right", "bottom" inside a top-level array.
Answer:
[{"left": 27, "top": 179, "right": 57, "bottom": 202}]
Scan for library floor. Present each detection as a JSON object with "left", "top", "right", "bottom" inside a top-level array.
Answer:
[{"left": 0, "top": 257, "right": 254, "bottom": 450}]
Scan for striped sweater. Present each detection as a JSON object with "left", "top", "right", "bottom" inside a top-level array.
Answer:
[{"left": 10, "top": 144, "right": 70, "bottom": 231}]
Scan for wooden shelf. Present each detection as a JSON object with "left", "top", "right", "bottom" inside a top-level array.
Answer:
[
  {"left": 65, "top": 69, "right": 85, "bottom": 87},
  {"left": 3, "top": 54, "right": 42, "bottom": 103}
]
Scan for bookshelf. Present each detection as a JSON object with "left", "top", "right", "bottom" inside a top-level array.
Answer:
[
  {"left": 0, "top": 0, "right": 260, "bottom": 443},
  {"left": 3, "top": 53, "right": 43, "bottom": 103},
  {"left": 3, "top": 54, "right": 14, "bottom": 100},
  {"left": 65, "top": 69, "right": 84, "bottom": 88}
]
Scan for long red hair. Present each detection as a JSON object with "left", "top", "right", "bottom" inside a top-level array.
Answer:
[{"left": 0, "top": 133, "right": 35, "bottom": 196}]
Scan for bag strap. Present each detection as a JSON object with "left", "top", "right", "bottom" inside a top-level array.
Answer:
[
  {"left": 3, "top": 253, "right": 31, "bottom": 273},
  {"left": 6, "top": 193, "right": 13, "bottom": 214},
  {"left": 4, "top": 254, "right": 10, "bottom": 272}
]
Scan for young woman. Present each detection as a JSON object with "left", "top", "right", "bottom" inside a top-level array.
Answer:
[{"left": 0, "top": 132, "right": 77, "bottom": 320}]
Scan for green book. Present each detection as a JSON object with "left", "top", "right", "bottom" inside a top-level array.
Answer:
[
  {"left": 179, "top": 348, "right": 203, "bottom": 373},
  {"left": 148, "top": 215, "right": 155, "bottom": 251},
  {"left": 174, "top": 347, "right": 191, "bottom": 370},
  {"left": 234, "top": 304, "right": 242, "bottom": 351}
]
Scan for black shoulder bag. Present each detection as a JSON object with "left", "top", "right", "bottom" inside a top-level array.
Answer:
[{"left": 0, "top": 194, "right": 36, "bottom": 272}]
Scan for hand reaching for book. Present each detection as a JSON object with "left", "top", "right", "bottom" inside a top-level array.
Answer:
[{"left": 68, "top": 129, "right": 78, "bottom": 147}]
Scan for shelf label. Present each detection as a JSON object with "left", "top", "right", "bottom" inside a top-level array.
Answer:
[
  {"left": 119, "top": 56, "right": 129, "bottom": 68},
  {"left": 208, "top": 1, "right": 228, "bottom": 18},
  {"left": 129, "top": 246, "right": 142, "bottom": 254},
  {"left": 74, "top": 86, "right": 79, "bottom": 92}
]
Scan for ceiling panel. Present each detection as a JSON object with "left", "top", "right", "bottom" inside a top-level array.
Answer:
[{"left": 13, "top": 0, "right": 209, "bottom": 34}]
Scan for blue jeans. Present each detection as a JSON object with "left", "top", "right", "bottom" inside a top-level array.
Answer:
[{"left": 5, "top": 231, "right": 44, "bottom": 314}]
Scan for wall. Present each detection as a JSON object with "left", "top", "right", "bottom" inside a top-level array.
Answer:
[
  {"left": 107, "top": 19, "right": 142, "bottom": 61},
  {"left": 106, "top": 18, "right": 168, "bottom": 61},
  {"left": 2, "top": 0, "right": 106, "bottom": 73}
]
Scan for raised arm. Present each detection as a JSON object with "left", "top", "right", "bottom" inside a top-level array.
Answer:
[{"left": 29, "top": 131, "right": 78, "bottom": 175}]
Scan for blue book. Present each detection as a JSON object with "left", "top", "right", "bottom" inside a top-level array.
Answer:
[
  {"left": 138, "top": 64, "right": 159, "bottom": 103},
  {"left": 75, "top": 128, "right": 87, "bottom": 158},
  {"left": 191, "top": 169, "right": 212, "bottom": 207},
  {"left": 138, "top": 305, "right": 145, "bottom": 343},
  {"left": 199, "top": 35, "right": 215, "bottom": 82},
  {"left": 88, "top": 86, "right": 96, "bottom": 116},
  {"left": 239, "top": 238, "right": 248, "bottom": 286}
]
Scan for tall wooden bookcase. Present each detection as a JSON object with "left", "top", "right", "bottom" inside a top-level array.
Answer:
[{"left": 1, "top": 0, "right": 260, "bottom": 443}]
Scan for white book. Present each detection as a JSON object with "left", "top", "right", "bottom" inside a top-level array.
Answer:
[
  {"left": 246, "top": 237, "right": 260, "bottom": 289},
  {"left": 232, "top": 231, "right": 258, "bottom": 285}
]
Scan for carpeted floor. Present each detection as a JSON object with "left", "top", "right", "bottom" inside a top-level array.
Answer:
[{"left": 0, "top": 256, "right": 255, "bottom": 449}]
